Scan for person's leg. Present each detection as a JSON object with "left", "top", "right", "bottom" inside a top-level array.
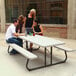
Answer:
[
  {"left": 25, "top": 28, "right": 33, "bottom": 51},
  {"left": 7, "top": 37, "right": 22, "bottom": 54},
  {"left": 17, "top": 38, "right": 23, "bottom": 47},
  {"left": 25, "top": 28, "right": 29, "bottom": 49},
  {"left": 6, "top": 38, "right": 17, "bottom": 54},
  {"left": 30, "top": 43, "right": 33, "bottom": 49},
  {"left": 7, "top": 37, "right": 22, "bottom": 46}
]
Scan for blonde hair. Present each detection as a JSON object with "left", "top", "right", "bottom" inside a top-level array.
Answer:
[
  {"left": 30, "top": 9, "right": 36, "bottom": 13},
  {"left": 29, "top": 9, "right": 36, "bottom": 19}
]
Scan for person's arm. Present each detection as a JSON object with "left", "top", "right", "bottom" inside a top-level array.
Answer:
[
  {"left": 38, "top": 25, "right": 43, "bottom": 34},
  {"left": 13, "top": 33, "right": 19, "bottom": 37},
  {"left": 32, "top": 21, "right": 35, "bottom": 33},
  {"left": 13, "top": 33, "right": 25, "bottom": 37},
  {"left": 32, "top": 26, "right": 35, "bottom": 33},
  {"left": 23, "top": 17, "right": 26, "bottom": 27},
  {"left": 22, "top": 17, "right": 26, "bottom": 32},
  {"left": 13, "top": 27, "right": 25, "bottom": 37}
]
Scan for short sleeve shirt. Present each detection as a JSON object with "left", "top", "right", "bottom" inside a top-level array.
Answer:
[{"left": 5, "top": 24, "right": 16, "bottom": 40}]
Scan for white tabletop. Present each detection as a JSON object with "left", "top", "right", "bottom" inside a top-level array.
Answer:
[{"left": 19, "top": 35, "right": 64, "bottom": 47}]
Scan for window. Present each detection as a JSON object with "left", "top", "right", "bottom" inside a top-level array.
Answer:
[{"left": 5, "top": 0, "right": 68, "bottom": 24}]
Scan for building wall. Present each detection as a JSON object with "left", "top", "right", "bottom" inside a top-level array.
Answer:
[
  {"left": 5, "top": 0, "right": 67, "bottom": 24},
  {"left": 43, "top": 26, "right": 67, "bottom": 38},
  {"left": 0, "top": 0, "right": 76, "bottom": 39}
]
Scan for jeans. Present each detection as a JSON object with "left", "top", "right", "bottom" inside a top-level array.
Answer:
[
  {"left": 17, "top": 38, "right": 23, "bottom": 47},
  {"left": 6, "top": 37, "right": 23, "bottom": 54}
]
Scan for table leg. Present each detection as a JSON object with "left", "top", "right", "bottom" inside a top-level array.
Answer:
[
  {"left": 50, "top": 47, "right": 52, "bottom": 65},
  {"left": 45, "top": 47, "right": 47, "bottom": 66},
  {"left": 26, "top": 41, "right": 28, "bottom": 49},
  {"left": 50, "top": 47, "right": 67, "bottom": 65},
  {"left": 7, "top": 45, "right": 10, "bottom": 53},
  {"left": 25, "top": 47, "right": 67, "bottom": 71}
]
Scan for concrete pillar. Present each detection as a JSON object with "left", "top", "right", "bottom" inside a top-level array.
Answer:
[
  {"left": 67, "top": 0, "right": 76, "bottom": 39},
  {"left": 0, "top": 0, "right": 6, "bottom": 32},
  {"left": 0, "top": 0, "right": 1, "bottom": 25}
]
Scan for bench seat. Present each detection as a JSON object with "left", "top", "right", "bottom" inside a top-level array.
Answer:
[
  {"left": 54, "top": 45, "right": 76, "bottom": 52},
  {"left": 8, "top": 43, "right": 37, "bottom": 60}
]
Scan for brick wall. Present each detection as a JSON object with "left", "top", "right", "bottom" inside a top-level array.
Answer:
[{"left": 43, "top": 26, "right": 67, "bottom": 38}]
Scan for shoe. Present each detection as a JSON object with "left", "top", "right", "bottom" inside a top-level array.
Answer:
[
  {"left": 9, "top": 51, "right": 16, "bottom": 55},
  {"left": 9, "top": 50, "right": 17, "bottom": 55},
  {"left": 27, "top": 48, "right": 32, "bottom": 52}
]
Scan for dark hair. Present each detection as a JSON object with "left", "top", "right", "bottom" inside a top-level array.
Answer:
[
  {"left": 13, "top": 19, "right": 17, "bottom": 23},
  {"left": 34, "top": 19, "right": 38, "bottom": 24},
  {"left": 18, "top": 15, "right": 24, "bottom": 25}
]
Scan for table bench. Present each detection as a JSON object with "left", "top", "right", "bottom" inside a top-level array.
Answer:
[
  {"left": 53, "top": 45, "right": 76, "bottom": 64},
  {"left": 54, "top": 45, "right": 76, "bottom": 52},
  {"left": 7, "top": 43, "right": 38, "bottom": 71}
]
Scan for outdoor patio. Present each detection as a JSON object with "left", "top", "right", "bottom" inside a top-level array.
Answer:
[{"left": 0, "top": 33, "right": 76, "bottom": 76}]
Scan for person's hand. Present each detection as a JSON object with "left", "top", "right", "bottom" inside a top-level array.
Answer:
[
  {"left": 35, "top": 32, "right": 38, "bottom": 34},
  {"left": 20, "top": 33, "right": 25, "bottom": 36},
  {"left": 16, "top": 33, "right": 19, "bottom": 37}
]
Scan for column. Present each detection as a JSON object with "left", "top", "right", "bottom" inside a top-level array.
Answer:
[
  {"left": 67, "top": 0, "right": 76, "bottom": 39},
  {"left": 0, "top": 0, "right": 6, "bottom": 32}
]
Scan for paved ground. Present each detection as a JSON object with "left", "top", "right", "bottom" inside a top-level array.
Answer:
[{"left": 0, "top": 33, "right": 76, "bottom": 76}]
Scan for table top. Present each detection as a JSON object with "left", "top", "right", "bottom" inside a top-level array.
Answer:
[{"left": 19, "top": 35, "right": 64, "bottom": 47}]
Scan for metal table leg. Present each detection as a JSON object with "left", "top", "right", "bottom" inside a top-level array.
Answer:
[
  {"left": 26, "top": 41, "right": 28, "bottom": 49},
  {"left": 7, "top": 45, "right": 10, "bottom": 53},
  {"left": 26, "top": 46, "right": 67, "bottom": 71},
  {"left": 49, "top": 47, "right": 67, "bottom": 66},
  {"left": 50, "top": 47, "right": 52, "bottom": 65},
  {"left": 26, "top": 47, "right": 47, "bottom": 71}
]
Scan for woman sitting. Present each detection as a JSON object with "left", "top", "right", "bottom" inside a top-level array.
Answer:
[{"left": 33, "top": 19, "right": 43, "bottom": 36}]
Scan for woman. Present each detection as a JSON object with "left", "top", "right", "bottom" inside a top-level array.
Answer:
[
  {"left": 24, "top": 9, "right": 36, "bottom": 50},
  {"left": 24, "top": 9, "right": 36, "bottom": 34},
  {"left": 33, "top": 19, "right": 43, "bottom": 36},
  {"left": 16, "top": 15, "right": 24, "bottom": 47},
  {"left": 16, "top": 15, "right": 24, "bottom": 33},
  {"left": 31, "top": 19, "right": 43, "bottom": 50}
]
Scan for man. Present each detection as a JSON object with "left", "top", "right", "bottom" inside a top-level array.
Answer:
[{"left": 5, "top": 19, "right": 24, "bottom": 54}]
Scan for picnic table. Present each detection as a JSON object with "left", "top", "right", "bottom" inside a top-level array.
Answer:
[{"left": 19, "top": 35, "right": 66, "bottom": 71}]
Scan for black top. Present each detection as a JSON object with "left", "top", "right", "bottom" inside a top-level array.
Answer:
[
  {"left": 34, "top": 25, "right": 41, "bottom": 32},
  {"left": 25, "top": 17, "right": 33, "bottom": 28}
]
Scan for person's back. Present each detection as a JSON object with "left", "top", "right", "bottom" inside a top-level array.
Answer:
[
  {"left": 16, "top": 15, "right": 24, "bottom": 33},
  {"left": 5, "top": 24, "right": 16, "bottom": 40},
  {"left": 25, "top": 17, "right": 33, "bottom": 28}
]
